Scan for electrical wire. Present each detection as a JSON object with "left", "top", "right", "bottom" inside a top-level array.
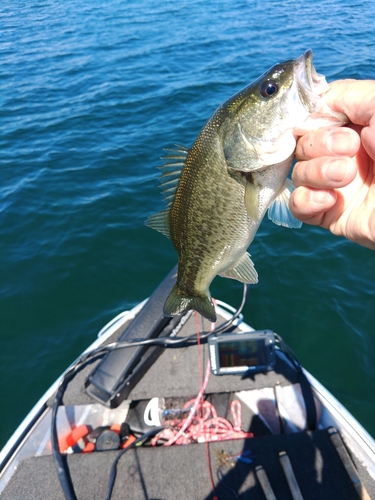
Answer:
[
  {"left": 274, "top": 333, "right": 302, "bottom": 370},
  {"left": 51, "top": 375, "right": 77, "bottom": 500},
  {"left": 104, "top": 427, "right": 165, "bottom": 500},
  {"left": 274, "top": 332, "right": 317, "bottom": 431},
  {"left": 51, "top": 284, "right": 248, "bottom": 500},
  {"left": 106, "top": 282, "right": 248, "bottom": 350},
  {"left": 51, "top": 352, "right": 106, "bottom": 500}
]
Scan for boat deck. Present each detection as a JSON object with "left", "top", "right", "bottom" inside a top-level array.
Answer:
[{"left": 1, "top": 305, "right": 375, "bottom": 499}]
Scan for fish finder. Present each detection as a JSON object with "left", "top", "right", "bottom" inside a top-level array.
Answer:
[{"left": 208, "top": 330, "right": 276, "bottom": 375}]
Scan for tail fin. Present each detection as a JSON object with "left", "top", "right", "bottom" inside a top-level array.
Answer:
[{"left": 163, "top": 284, "right": 217, "bottom": 323}]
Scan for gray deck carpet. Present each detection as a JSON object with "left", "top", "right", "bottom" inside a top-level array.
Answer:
[{"left": 2, "top": 429, "right": 372, "bottom": 500}]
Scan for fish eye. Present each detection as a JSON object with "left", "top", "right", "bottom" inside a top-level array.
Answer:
[{"left": 260, "top": 80, "right": 279, "bottom": 98}]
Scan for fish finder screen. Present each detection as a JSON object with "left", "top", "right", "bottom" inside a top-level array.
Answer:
[{"left": 218, "top": 339, "right": 265, "bottom": 368}]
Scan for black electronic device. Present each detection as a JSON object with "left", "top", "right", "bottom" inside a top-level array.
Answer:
[
  {"left": 208, "top": 330, "right": 276, "bottom": 375},
  {"left": 85, "top": 266, "right": 182, "bottom": 407}
]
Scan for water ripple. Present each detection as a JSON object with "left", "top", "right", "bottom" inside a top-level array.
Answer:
[{"left": 1, "top": 0, "right": 375, "bottom": 446}]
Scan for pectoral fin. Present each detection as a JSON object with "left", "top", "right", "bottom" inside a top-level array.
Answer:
[
  {"left": 219, "top": 252, "right": 258, "bottom": 284},
  {"left": 244, "top": 181, "right": 260, "bottom": 221},
  {"left": 267, "top": 178, "right": 302, "bottom": 228}
]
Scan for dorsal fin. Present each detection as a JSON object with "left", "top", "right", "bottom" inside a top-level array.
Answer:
[
  {"left": 146, "top": 209, "right": 171, "bottom": 238},
  {"left": 158, "top": 145, "right": 189, "bottom": 208},
  {"left": 146, "top": 145, "right": 189, "bottom": 238}
]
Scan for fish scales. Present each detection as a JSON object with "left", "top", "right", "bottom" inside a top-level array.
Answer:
[
  {"left": 170, "top": 113, "right": 250, "bottom": 298},
  {"left": 147, "top": 50, "right": 348, "bottom": 322}
]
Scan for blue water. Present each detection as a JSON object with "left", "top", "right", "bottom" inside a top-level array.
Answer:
[{"left": 1, "top": 0, "right": 375, "bottom": 449}]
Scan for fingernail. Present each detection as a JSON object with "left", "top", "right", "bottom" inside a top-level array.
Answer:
[
  {"left": 323, "top": 159, "right": 346, "bottom": 182},
  {"left": 325, "top": 131, "right": 353, "bottom": 155}
]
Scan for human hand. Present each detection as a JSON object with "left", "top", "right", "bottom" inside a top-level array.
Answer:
[{"left": 290, "top": 79, "right": 375, "bottom": 250}]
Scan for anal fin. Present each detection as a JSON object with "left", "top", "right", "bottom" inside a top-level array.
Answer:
[{"left": 219, "top": 252, "right": 258, "bottom": 284}]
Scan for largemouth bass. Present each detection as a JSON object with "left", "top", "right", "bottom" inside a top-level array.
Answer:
[{"left": 147, "top": 50, "right": 347, "bottom": 322}]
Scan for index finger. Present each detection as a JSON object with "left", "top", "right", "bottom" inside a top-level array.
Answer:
[
  {"left": 295, "top": 126, "right": 360, "bottom": 161},
  {"left": 324, "top": 80, "right": 375, "bottom": 127}
]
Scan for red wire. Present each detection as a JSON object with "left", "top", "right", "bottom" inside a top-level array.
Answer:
[
  {"left": 151, "top": 311, "right": 253, "bottom": 499},
  {"left": 154, "top": 312, "right": 253, "bottom": 446},
  {"left": 156, "top": 399, "right": 253, "bottom": 444},
  {"left": 205, "top": 439, "right": 217, "bottom": 500},
  {"left": 210, "top": 301, "right": 219, "bottom": 500},
  {"left": 196, "top": 313, "right": 216, "bottom": 497},
  {"left": 195, "top": 311, "right": 204, "bottom": 402}
]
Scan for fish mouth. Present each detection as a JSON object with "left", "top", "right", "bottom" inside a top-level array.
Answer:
[
  {"left": 294, "top": 49, "right": 329, "bottom": 110},
  {"left": 292, "top": 50, "right": 349, "bottom": 131}
]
